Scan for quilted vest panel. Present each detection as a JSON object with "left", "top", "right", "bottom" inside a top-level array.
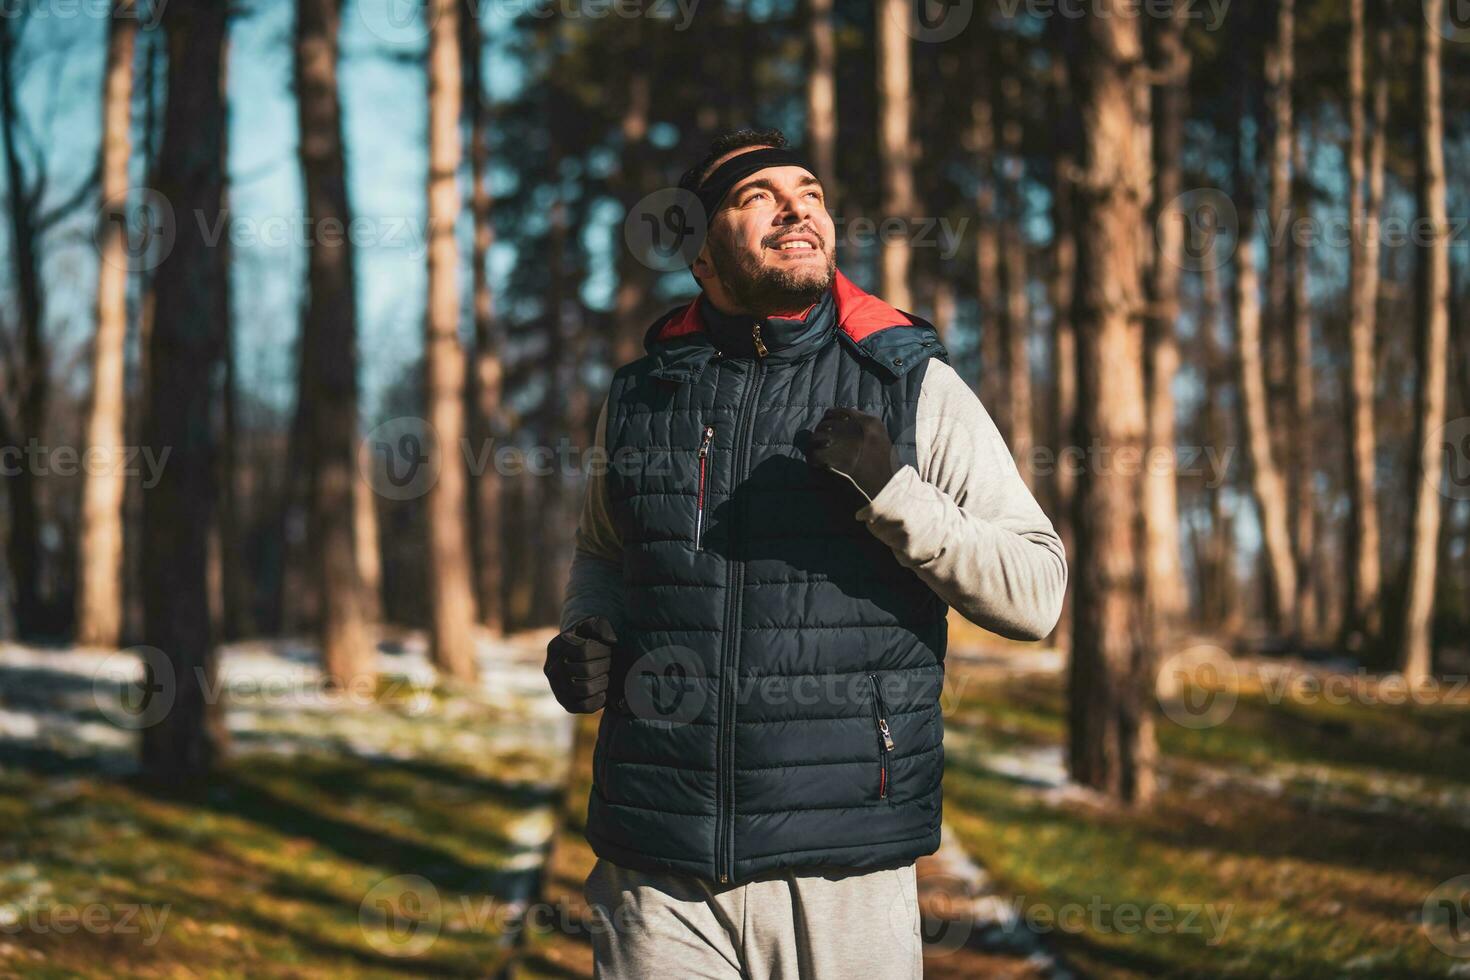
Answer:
[{"left": 588, "top": 281, "right": 950, "bottom": 884}]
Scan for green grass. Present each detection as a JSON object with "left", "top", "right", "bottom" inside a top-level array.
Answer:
[
  {"left": 941, "top": 666, "right": 1470, "bottom": 979},
  {"left": 0, "top": 676, "right": 566, "bottom": 979}
]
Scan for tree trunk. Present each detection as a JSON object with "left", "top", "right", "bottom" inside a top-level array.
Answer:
[
  {"left": 531, "top": 188, "right": 571, "bottom": 626},
  {"left": 354, "top": 467, "right": 383, "bottom": 624},
  {"left": 123, "top": 32, "right": 163, "bottom": 646},
  {"left": 1066, "top": 1, "right": 1156, "bottom": 806},
  {"left": 1199, "top": 242, "right": 1237, "bottom": 630},
  {"left": 805, "top": 0, "right": 837, "bottom": 204},
  {"left": 611, "top": 62, "right": 651, "bottom": 366},
  {"left": 1399, "top": 0, "right": 1451, "bottom": 685},
  {"left": 876, "top": 0, "right": 914, "bottom": 309},
  {"left": 1264, "top": 0, "right": 1295, "bottom": 466},
  {"left": 997, "top": 51, "right": 1032, "bottom": 482},
  {"left": 1289, "top": 123, "right": 1317, "bottom": 638},
  {"left": 424, "top": 0, "right": 479, "bottom": 683},
  {"left": 1231, "top": 52, "right": 1298, "bottom": 637},
  {"left": 1343, "top": 0, "right": 1385, "bottom": 647},
  {"left": 140, "top": 0, "right": 230, "bottom": 783},
  {"left": 217, "top": 149, "right": 245, "bottom": 641},
  {"left": 461, "top": 0, "right": 503, "bottom": 633},
  {"left": 0, "top": 18, "right": 47, "bottom": 637},
  {"left": 971, "top": 77, "right": 1003, "bottom": 426},
  {"left": 76, "top": 5, "right": 138, "bottom": 648},
  {"left": 1048, "top": 23, "right": 1077, "bottom": 651},
  {"left": 1143, "top": 4, "right": 1189, "bottom": 641},
  {"left": 297, "top": 0, "right": 371, "bottom": 687}
]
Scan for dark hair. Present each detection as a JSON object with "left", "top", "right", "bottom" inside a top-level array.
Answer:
[{"left": 677, "top": 128, "right": 790, "bottom": 192}]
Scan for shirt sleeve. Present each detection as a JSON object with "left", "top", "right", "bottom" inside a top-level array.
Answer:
[
  {"left": 854, "top": 358, "right": 1068, "bottom": 641},
  {"left": 559, "top": 395, "right": 629, "bottom": 634}
]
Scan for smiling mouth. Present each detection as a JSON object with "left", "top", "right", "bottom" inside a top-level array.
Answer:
[{"left": 769, "top": 239, "right": 820, "bottom": 253}]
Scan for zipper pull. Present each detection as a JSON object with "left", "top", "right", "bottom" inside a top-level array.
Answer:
[
  {"left": 698, "top": 425, "right": 714, "bottom": 457},
  {"left": 751, "top": 322, "right": 768, "bottom": 358},
  {"left": 878, "top": 718, "right": 895, "bottom": 752}
]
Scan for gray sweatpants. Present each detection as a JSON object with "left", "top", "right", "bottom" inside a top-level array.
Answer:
[{"left": 582, "top": 858, "right": 923, "bottom": 979}]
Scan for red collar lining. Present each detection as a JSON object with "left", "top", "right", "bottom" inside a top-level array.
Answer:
[{"left": 653, "top": 270, "right": 911, "bottom": 346}]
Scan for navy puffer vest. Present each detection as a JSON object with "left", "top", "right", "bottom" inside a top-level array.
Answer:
[{"left": 590, "top": 271, "right": 951, "bottom": 884}]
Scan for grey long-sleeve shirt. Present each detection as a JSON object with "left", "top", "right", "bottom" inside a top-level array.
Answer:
[{"left": 560, "top": 358, "right": 1067, "bottom": 642}]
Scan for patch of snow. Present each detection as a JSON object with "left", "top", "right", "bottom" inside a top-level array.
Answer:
[{"left": 982, "top": 745, "right": 1068, "bottom": 789}]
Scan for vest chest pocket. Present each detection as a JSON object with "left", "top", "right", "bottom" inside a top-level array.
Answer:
[
  {"left": 693, "top": 424, "right": 715, "bottom": 549},
  {"left": 867, "top": 673, "right": 896, "bottom": 801}
]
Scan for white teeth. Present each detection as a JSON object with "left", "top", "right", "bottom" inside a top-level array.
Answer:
[{"left": 777, "top": 241, "right": 813, "bottom": 250}]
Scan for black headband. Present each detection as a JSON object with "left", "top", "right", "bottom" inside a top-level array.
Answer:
[{"left": 687, "top": 147, "right": 817, "bottom": 220}]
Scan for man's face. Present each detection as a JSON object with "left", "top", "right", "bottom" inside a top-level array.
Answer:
[{"left": 692, "top": 152, "right": 837, "bottom": 315}]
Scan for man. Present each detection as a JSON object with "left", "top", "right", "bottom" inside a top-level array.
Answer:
[{"left": 546, "top": 128, "right": 1066, "bottom": 978}]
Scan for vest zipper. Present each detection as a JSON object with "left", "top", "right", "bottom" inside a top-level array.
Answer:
[
  {"left": 695, "top": 424, "right": 714, "bottom": 549},
  {"left": 751, "top": 322, "right": 769, "bottom": 358},
  {"left": 868, "top": 673, "right": 895, "bottom": 800},
  {"left": 715, "top": 358, "right": 766, "bottom": 883}
]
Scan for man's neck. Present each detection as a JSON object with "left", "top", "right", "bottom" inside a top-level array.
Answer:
[{"left": 698, "top": 290, "right": 830, "bottom": 358}]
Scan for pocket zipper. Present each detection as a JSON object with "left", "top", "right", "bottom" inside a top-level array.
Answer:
[
  {"left": 868, "top": 673, "right": 895, "bottom": 799},
  {"left": 695, "top": 424, "right": 714, "bottom": 549}
]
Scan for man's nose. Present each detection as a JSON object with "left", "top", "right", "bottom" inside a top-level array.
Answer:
[{"left": 776, "top": 192, "right": 812, "bottom": 223}]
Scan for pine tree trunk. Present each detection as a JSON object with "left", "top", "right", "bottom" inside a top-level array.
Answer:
[
  {"left": 612, "top": 66, "right": 651, "bottom": 366},
  {"left": 997, "top": 51, "right": 1032, "bottom": 482},
  {"left": 140, "top": 0, "right": 230, "bottom": 783},
  {"left": 461, "top": 0, "right": 503, "bottom": 633},
  {"left": 1399, "top": 0, "right": 1451, "bottom": 685},
  {"left": 876, "top": 0, "right": 914, "bottom": 309},
  {"left": 1199, "top": 243, "right": 1237, "bottom": 630},
  {"left": 353, "top": 466, "right": 382, "bottom": 625},
  {"left": 1067, "top": 1, "right": 1156, "bottom": 805},
  {"left": 424, "top": 0, "right": 479, "bottom": 683},
  {"left": 1344, "top": 0, "right": 1385, "bottom": 647},
  {"left": 1048, "top": 26, "right": 1077, "bottom": 651},
  {"left": 297, "top": 0, "right": 371, "bottom": 687},
  {"left": 971, "top": 77, "right": 1003, "bottom": 428},
  {"left": 0, "top": 18, "right": 47, "bottom": 637},
  {"left": 805, "top": 0, "right": 837, "bottom": 202},
  {"left": 532, "top": 192, "right": 571, "bottom": 626},
  {"left": 77, "top": 5, "right": 138, "bottom": 648},
  {"left": 214, "top": 40, "right": 246, "bottom": 643},
  {"left": 1143, "top": 4, "right": 1189, "bottom": 641},
  {"left": 1231, "top": 51, "right": 1298, "bottom": 637},
  {"left": 1290, "top": 124, "right": 1317, "bottom": 638},
  {"left": 1264, "top": 0, "right": 1295, "bottom": 467}
]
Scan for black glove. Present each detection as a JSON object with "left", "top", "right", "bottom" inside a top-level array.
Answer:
[
  {"left": 544, "top": 616, "right": 619, "bottom": 714},
  {"left": 804, "top": 407, "right": 899, "bottom": 502}
]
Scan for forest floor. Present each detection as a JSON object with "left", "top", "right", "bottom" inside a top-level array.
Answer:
[
  {"left": 1, "top": 619, "right": 1468, "bottom": 978},
  {"left": 0, "top": 630, "right": 574, "bottom": 978}
]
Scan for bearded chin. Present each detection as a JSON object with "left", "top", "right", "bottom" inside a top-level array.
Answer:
[{"left": 715, "top": 242, "right": 836, "bottom": 315}]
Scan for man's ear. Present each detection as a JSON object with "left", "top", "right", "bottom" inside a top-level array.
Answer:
[{"left": 690, "top": 242, "right": 715, "bottom": 284}]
